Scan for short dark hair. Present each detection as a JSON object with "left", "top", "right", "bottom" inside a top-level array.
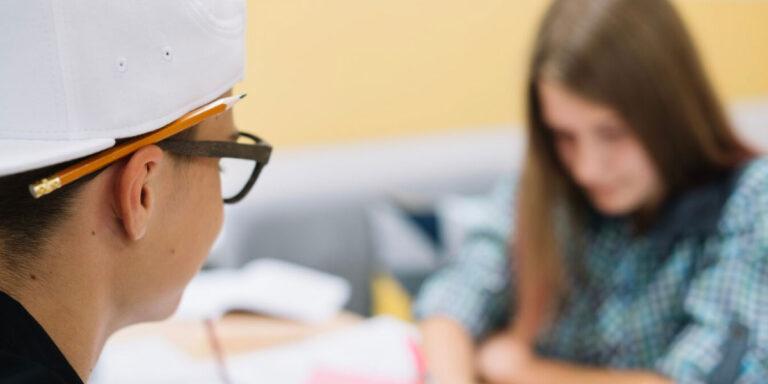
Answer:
[
  {"left": 0, "top": 126, "right": 198, "bottom": 273},
  {"left": 0, "top": 160, "right": 90, "bottom": 274}
]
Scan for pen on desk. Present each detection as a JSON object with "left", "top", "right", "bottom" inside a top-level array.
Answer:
[{"left": 205, "top": 318, "right": 233, "bottom": 384}]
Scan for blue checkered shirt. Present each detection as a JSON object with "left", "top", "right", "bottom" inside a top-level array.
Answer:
[{"left": 414, "top": 158, "right": 768, "bottom": 384}]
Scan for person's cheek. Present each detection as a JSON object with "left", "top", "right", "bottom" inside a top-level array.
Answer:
[
  {"left": 190, "top": 163, "right": 223, "bottom": 249},
  {"left": 207, "top": 166, "right": 225, "bottom": 239}
]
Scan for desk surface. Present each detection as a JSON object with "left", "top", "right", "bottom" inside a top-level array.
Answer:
[{"left": 107, "top": 312, "right": 363, "bottom": 358}]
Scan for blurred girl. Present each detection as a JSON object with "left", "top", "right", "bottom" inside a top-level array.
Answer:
[{"left": 415, "top": 0, "right": 766, "bottom": 383}]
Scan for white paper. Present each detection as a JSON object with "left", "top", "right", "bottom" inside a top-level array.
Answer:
[
  {"left": 92, "top": 316, "right": 420, "bottom": 384},
  {"left": 175, "top": 258, "right": 351, "bottom": 325}
]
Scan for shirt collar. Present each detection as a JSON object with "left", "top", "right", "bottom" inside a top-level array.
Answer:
[{"left": 0, "top": 291, "right": 83, "bottom": 383}]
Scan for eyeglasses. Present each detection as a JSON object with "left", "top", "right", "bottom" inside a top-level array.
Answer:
[
  {"left": 157, "top": 131, "right": 272, "bottom": 204},
  {"left": 29, "top": 94, "right": 272, "bottom": 203}
]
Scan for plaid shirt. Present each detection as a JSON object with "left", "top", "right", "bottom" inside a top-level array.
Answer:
[{"left": 414, "top": 158, "right": 768, "bottom": 384}]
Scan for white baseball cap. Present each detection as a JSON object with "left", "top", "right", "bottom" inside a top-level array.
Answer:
[{"left": 0, "top": 0, "right": 246, "bottom": 177}]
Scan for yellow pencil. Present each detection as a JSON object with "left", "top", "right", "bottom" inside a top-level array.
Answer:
[{"left": 30, "top": 94, "right": 246, "bottom": 199}]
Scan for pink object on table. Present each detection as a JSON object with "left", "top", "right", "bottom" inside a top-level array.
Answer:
[
  {"left": 307, "top": 369, "right": 414, "bottom": 384},
  {"left": 307, "top": 337, "right": 428, "bottom": 384}
]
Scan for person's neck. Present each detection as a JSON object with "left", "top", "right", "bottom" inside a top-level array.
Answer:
[{"left": 4, "top": 245, "right": 116, "bottom": 382}]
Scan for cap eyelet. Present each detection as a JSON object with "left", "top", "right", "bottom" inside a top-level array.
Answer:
[
  {"left": 116, "top": 57, "right": 128, "bottom": 73},
  {"left": 162, "top": 47, "right": 174, "bottom": 62}
]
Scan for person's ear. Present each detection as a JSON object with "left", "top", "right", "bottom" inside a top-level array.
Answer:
[{"left": 114, "top": 145, "right": 165, "bottom": 241}]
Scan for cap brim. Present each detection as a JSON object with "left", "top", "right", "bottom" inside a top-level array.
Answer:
[{"left": 0, "top": 138, "right": 116, "bottom": 178}]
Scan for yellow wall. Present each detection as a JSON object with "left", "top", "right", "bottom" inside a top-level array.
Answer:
[{"left": 234, "top": 0, "right": 768, "bottom": 148}]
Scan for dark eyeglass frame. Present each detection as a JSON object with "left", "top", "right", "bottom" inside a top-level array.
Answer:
[{"left": 157, "top": 131, "right": 272, "bottom": 204}]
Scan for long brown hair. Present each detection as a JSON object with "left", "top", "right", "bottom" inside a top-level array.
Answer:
[{"left": 513, "top": 0, "right": 754, "bottom": 341}]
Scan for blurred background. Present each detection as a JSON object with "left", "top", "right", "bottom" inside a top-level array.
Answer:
[
  {"left": 212, "top": 0, "right": 768, "bottom": 318},
  {"left": 94, "top": 1, "right": 768, "bottom": 382}
]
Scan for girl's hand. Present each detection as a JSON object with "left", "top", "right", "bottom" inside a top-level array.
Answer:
[{"left": 476, "top": 330, "right": 535, "bottom": 384}]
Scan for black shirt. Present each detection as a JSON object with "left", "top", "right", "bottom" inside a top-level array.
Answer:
[{"left": 0, "top": 291, "right": 82, "bottom": 384}]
